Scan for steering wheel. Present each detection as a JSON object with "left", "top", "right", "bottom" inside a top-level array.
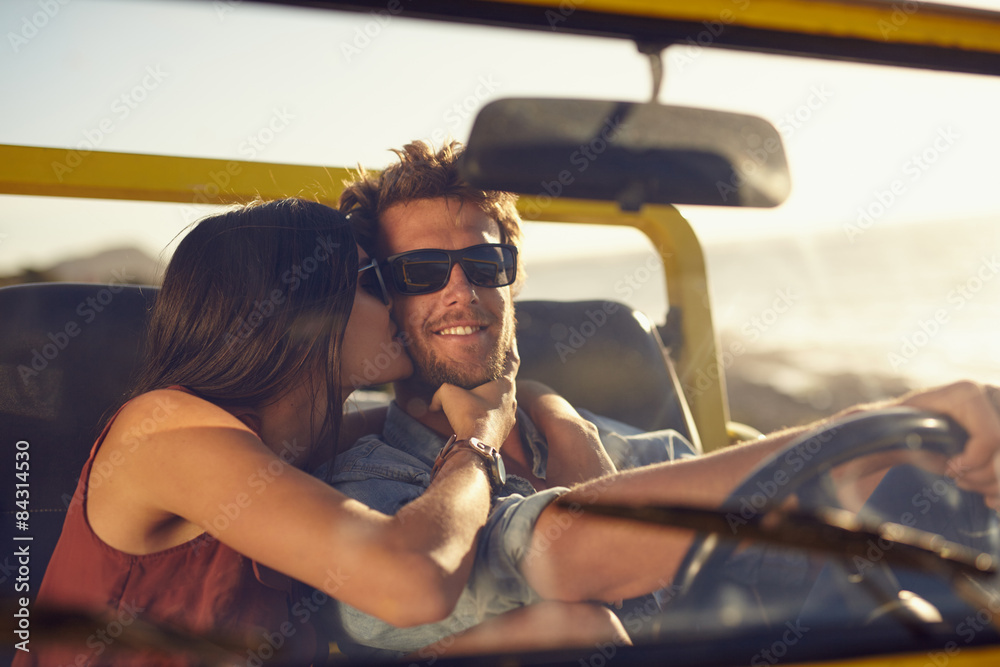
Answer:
[{"left": 671, "top": 407, "right": 970, "bottom": 609}]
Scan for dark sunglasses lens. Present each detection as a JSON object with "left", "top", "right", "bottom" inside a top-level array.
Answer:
[
  {"left": 392, "top": 252, "right": 451, "bottom": 294},
  {"left": 389, "top": 245, "right": 516, "bottom": 295},
  {"left": 461, "top": 246, "right": 516, "bottom": 287}
]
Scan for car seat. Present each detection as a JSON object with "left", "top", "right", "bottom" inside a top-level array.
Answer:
[{"left": 0, "top": 283, "right": 699, "bottom": 592}]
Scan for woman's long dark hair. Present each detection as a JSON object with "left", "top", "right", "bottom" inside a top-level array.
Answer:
[{"left": 130, "top": 198, "right": 357, "bottom": 468}]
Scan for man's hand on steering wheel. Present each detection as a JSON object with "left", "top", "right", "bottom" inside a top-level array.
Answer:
[{"left": 896, "top": 381, "right": 1000, "bottom": 508}]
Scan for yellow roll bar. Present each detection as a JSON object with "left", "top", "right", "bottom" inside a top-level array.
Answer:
[
  {"left": 0, "top": 144, "right": 350, "bottom": 206},
  {"left": 513, "top": 197, "right": 728, "bottom": 451},
  {"left": 486, "top": 0, "right": 1000, "bottom": 55},
  {"left": 0, "top": 143, "right": 731, "bottom": 449}
]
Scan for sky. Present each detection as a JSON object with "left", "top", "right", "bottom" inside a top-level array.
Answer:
[{"left": 1, "top": 0, "right": 1000, "bottom": 275}]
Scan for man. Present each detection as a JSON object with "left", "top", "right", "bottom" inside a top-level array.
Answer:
[{"left": 322, "top": 140, "right": 1000, "bottom": 658}]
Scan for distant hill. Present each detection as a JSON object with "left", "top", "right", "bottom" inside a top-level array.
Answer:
[{"left": 0, "top": 246, "right": 163, "bottom": 287}]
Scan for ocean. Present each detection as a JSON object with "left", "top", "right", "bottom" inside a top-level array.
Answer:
[{"left": 518, "top": 216, "right": 1000, "bottom": 420}]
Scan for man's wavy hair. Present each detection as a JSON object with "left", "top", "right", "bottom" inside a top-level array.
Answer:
[{"left": 339, "top": 140, "right": 525, "bottom": 293}]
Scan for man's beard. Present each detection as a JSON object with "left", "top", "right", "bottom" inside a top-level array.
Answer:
[{"left": 406, "top": 312, "right": 515, "bottom": 391}]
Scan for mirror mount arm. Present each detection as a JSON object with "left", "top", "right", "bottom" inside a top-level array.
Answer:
[{"left": 636, "top": 42, "right": 668, "bottom": 102}]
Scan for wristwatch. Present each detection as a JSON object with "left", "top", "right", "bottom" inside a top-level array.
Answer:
[{"left": 433, "top": 435, "right": 507, "bottom": 494}]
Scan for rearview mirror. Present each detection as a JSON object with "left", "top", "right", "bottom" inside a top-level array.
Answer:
[{"left": 459, "top": 98, "right": 791, "bottom": 210}]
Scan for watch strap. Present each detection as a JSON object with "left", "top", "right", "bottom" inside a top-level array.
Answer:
[{"left": 431, "top": 435, "right": 504, "bottom": 492}]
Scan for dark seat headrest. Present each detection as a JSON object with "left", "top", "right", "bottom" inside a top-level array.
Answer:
[
  {"left": 515, "top": 300, "right": 695, "bottom": 441},
  {"left": 0, "top": 282, "right": 156, "bottom": 590}
]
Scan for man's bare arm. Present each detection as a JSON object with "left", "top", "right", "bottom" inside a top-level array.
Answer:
[
  {"left": 522, "top": 423, "right": 798, "bottom": 602},
  {"left": 518, "top": 380, "right": 616, "bottom": 486},
  {"left": 522, "top": 381, "right": 1000, "bottom": 604}
]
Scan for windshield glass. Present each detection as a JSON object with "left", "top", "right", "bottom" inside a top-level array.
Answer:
[
  {"left": 5, "top": 0, "right": 998, "bottom": 415},
  {"left": 3, "top": 0, "right": 1000, "bottom": 663}
]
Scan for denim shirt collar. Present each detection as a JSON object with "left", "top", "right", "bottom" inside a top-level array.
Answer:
[
  {"left": 383, "top": 401, "right": 549, "bottom": 480},
  {"left": 382, "top": 401, "right": 448, "bottom": 468}
]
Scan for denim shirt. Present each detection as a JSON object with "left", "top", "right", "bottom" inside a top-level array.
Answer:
[{"left": 320, "top": 402, "right": 696, "bottom": 659}]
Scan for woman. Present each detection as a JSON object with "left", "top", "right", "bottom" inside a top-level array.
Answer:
[{"left": 18, "top": 198, "right": 525, "bottom": 666}]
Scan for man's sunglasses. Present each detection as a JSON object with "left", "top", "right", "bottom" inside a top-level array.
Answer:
[
  {"left": 383, "top": 243, "right": 518, "bottom": 296},
  {"left": 358, "top": 257, "right": 390, "bottom": 305}
]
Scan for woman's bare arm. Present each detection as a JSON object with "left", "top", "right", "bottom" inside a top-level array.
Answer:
[{"left": 89, "top": 378, "right": 515, "bottom": 629}]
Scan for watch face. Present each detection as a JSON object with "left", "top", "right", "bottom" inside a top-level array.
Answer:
[{"left": 469, "top": 437, "right": 506, "bottom": 487}]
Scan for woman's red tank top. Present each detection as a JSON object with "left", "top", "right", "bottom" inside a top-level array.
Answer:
[{"left": 13, "top": 389, "right": 322, "bottom": 666}]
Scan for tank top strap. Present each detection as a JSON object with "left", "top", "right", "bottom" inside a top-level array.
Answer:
[{"left": 76, "top": 385, "right": 196, "bottom": 507}]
